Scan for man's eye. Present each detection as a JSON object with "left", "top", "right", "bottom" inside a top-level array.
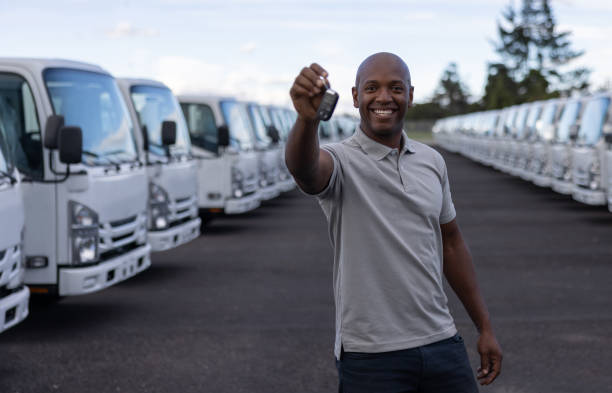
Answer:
[
  {"left": 365, "top": 86, "right": 376, "bottom": 92},
  {"left": 392, "top": 86, "right": 404, "bottom": 92}
]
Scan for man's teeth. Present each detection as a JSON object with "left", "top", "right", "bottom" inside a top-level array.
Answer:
[{"left": 374, "top": 109, "right": 393, "bottom": 115}]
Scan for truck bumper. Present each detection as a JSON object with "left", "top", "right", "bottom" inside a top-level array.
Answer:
[
  {"left": 59, "top": 244, "right": 151, "bottom": 296},
  {"left": 259, "top": 184, "right": 280, "bottom": 201},
  {"left": 277, "top": 178, "right": 295, "bottom": 192},
  {"left": 0, "top": 286, "right": 29, "bottom": 333},
  {"left": 518, "top": 168, "right": 532, "bottom": 181},
  {"left": 532, "top": 173, "right": 551, "bottom": 187},
  {"left": 573, "top": 187, "right": 606, "bottom": 206},
  {"left": 148, "top": 218, "right": 201, "bottom": 252},
  {"left": 551, "top": 179, "right": 574, "bottom": 195},
  {"left": 225, "top": 192, "right": 261, "bottom": 214}
]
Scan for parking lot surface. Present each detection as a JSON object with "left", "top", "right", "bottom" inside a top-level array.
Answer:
[{"left": 1, "top": 147, "right": 612, "bottom": 393}]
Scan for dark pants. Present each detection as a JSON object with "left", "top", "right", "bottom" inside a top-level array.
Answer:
[{"left": 336, "top": 334, "right": 478, "bottom": 393}]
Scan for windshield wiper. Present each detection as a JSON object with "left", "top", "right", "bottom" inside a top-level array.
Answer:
[{"left": 0, "top": 169, "right": 17, "bottom": 184}]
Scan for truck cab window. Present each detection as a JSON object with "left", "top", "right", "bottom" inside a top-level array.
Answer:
[
  {"left": 181, "top": 103, "right": 218, "bottom": 153},
  {"left": 0, "top": 74, "right": 43, "bottom": 180}
]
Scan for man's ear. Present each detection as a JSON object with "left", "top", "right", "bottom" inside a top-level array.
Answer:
[
  {"left": 407, "top": 86, "right": 414, "bottom": 108},
  {"left": 352, "top": 87, "right": 358, "bottom": 108}
]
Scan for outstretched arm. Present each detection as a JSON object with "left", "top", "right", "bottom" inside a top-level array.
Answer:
[
  {"left": 441, "top": 219, "right": 503, "bottom": 386},
  {"left": 285, "top": 63, "right": 334, "bottom": 195}
]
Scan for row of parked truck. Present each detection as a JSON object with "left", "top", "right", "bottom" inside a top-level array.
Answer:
[
  {"left": 433, "top": 91, "right": 612, "bottom": 209},
  {"left": 0, "top": 57, "right": 357, "bottom": 333}
]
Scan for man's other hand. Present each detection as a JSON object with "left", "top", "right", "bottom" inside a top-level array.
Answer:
[
  {"left": 476, "top": 329, "right": 503, "bottom": 385},
  {"left": 289, "top": 63, "right": 329, "bottom": 122}
]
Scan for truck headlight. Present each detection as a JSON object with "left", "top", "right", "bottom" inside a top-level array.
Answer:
[
  {"left": 69, "top": 201, "right": 99, "bottom": 265},
  {"left": 590, "top": 159, "right": 601, "bottom": 175},
  {"left": 231, "top": 167, "right": 244, "bottom": 198},
  {"left": 149, "top": 183, "right": 170, "bottom": 230}
]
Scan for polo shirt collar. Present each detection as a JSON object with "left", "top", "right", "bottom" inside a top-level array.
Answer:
[{"left": 354, "top": 126, "right": 416, "bottom": 160}]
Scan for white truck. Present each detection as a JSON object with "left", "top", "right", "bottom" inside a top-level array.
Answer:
[
  {"left": 527, "top": 98, "right": 565, "bottom": 187},
  {"left": 0, "top": 120, "right": 29, "bottom": 332},
  {"left": 550, "top": 97, "right": 586, "bottom": 195},
  {"left": 118, "top": 79, "right": 200, "bottom": 251},
  {"left": 259, "top": 105, "right": 295, "bottom": 193},
  {"left": 179, "top": 95, "right": 260, "bottom": 215},
  {"left": 240, "top": 101, "right": 280, "bottom": 200},
  {"left": 570, "top": 93, "right": 611, "bottom": 205},
  {"left": 0, "top": 58, "right": 150, "bottom": 296}
]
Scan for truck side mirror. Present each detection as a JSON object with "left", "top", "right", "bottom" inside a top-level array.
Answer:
[
  {"left": 161, "top": 121, "right": 177, "bottom": 146},
  {"left": 218, "top": 125, "right": 230, "bottom": 147},
  {"left": 569, "top": 124, "right": 580, "bottom": 138},
  {"left": 604, "top": 133, "right": 612, "bottom": 144},
  {"left": 43, "top": 115, "right": 65, "bottom": 149},
  {"left": 141, "top": 125, "right": 149, "bottom": 151},
  {"left": 58, "top": 126, "right": 82, "bottom": 164},
  {"left": 267, "top": 126, "right": 280, "bottom": 143}
]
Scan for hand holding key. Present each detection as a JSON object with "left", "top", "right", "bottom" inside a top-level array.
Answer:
[{"left": 290, "top": 63, "right": 338, "bottom": 122}]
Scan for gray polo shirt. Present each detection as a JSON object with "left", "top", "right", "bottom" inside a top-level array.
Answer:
[{"left": 310, "top": 127, "right": 457, "bottom": 359}]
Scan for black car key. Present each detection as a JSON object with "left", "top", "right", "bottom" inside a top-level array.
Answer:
[{"left": 316, "top": 78, "right": 339, "bottom": 121}]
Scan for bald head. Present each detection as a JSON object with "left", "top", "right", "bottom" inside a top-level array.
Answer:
[{"left": 355, "top": 52, "right": 411, "bottom": 88}]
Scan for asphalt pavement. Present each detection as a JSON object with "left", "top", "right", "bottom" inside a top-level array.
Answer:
[{"left": 1, "top": 147, "right": 612, "bottom": 393}]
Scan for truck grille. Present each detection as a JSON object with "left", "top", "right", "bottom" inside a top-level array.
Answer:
[
  {"left": 168, "top": 195, "right": 196, "bottom": 226},
  {"left": 0, "top": 243, "right": 21, "bottom": 288},
  {"left": 99, "top": 214, "right": 144, "bottom": 259},
  {"left": 573, "top": 169, "right": 590, "bottom": 187}
]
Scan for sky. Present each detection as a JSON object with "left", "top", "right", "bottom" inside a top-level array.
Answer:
[{"left": 1, "top": 0, "right": 611, "bottom": 115}]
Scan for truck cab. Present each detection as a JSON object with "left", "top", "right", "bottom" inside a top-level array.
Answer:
[
  {"left": 0, "top": 117, "right": 29, "bottom": 332},
  {"left": 515, "top": 102, "right": 543, "bottom": 180},
  {"left": 492, "top": 106, "right": 517, "bottom": 171},
  {"left": 550, "top": 97, "right": 586, "bottom": 195},
  {"left": 260, "top": 105, "right": 295, "bottom": 193},
  {"left": 528, "top": 98, "right": 565, "bottom": 187},
  {"left": 118, "top": 79, "right": 200, "bottom": 251},
  {"left": 179, "top": 95, "right": 260, "bottom": 215},
  {"left": 0, "top": 58, "right": 150, "bottom": 296},
  {"left": 240, "top": 102, "right": 280, "bottom": 201},
  {"left": 570, "top": 93, "right": 611, "bottom": 206}
]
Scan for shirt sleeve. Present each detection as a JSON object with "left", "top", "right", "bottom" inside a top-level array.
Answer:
[{"left": 439, "top": 159, "right": 456, "bottom": 224}]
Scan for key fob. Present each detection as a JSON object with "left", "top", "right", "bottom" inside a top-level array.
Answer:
[{"left": 317, "top": 88, "right": 339, "bottom": 121}]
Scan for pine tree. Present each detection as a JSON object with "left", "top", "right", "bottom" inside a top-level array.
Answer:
[
  {"left": 492, "top": 0, "right": 589, "bottom": 93},
  {"left": 431, "top": 63, "right": 470, "bottom": 115}
]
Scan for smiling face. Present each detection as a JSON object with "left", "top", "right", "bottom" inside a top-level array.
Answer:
[{"left": 352, "top": 53, "right": 414, "bottom": 139}]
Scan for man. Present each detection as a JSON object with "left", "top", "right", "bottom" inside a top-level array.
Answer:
[{"left": 285, "top": 53, "right": 502, "bottom": 392}]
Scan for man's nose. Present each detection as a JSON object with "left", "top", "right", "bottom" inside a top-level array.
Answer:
[{"left": 375, "top": 87, "right": 392, "bottom": 103}]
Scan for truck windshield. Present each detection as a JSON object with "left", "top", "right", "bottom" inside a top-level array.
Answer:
[
  {"left": 0, "top": 74, "right": 43, "bottom": 180},
  {"left": 513, "top": 105, "right": 529, "bottom": 138},
  {"left": 556, "top": 100, "right": 581, "bottom": 143},
  {"left": 44, "top": 68, "right": 137, "bottom": 165},
  {"left": 523, "top": 104, "right": 542, "bottom": 138},
  {"left": 577, "top": 97, "right": 610, "bottom": 146},
  {"left": 503, "top": 108, "right": 517, "bottom": 135},
  {"left": 536, "top": 101, "right": 558, "bottom": 140},
  {"left": 130, "top": 85, "right": 191, "bottom": 158},
  {"left": 0, "top": 126, "right": 11, "bottom": 178},
  {"left": 220, "top": 100, "right": 254, "bottom": 150},
  {"left": 246, "top": 104, "right": 271, "bottom": 145}
]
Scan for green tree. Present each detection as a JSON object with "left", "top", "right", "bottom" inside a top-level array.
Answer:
[
  {"left": 431, "top": 62, "right": 470, "bottom": 115},
  {"left": 482, "top": 64, "right": 520, "bottom": 109},
  {"left": 493, "top": 0, "right": 589, "bottom": 92}
]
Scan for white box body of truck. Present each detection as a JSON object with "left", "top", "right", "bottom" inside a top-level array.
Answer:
[
  {"left": 118, "top": 79, "right": 200, "bottom": 252},
  {"left": 0, "top": 58, "right": 150, "bottom": 296},
  {"left": 179, "top": 95, "right": 260, "bottom": 215},
  {"left": 0, "top": 134, "right": 29, "bottom": 332}
]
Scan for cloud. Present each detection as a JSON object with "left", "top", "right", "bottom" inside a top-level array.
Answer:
[
  {"left": 106, "top": 21, "right": 159, "bottom": 39},
  {"left": 239, "top": 42, "right": 258, "bottom": 54}
]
